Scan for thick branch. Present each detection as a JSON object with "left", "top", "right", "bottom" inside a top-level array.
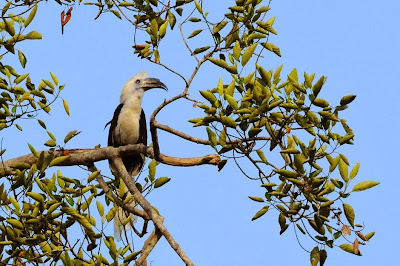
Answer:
[
  {"left": 87, "top": 164, "right": 150, "bottom": 220},
  {"left": 135, "top": 228, "right": 162, "bottom": 266},
  {"left": 0, "top": 144, "right": 220, "bottom": 176},
  {"left": 113, "top": 157, "right": 194, "bottom": 266}
]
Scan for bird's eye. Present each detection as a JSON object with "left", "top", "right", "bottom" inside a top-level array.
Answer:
[{"left": 135, "top": 79, "right": 141, "bottom": 84}]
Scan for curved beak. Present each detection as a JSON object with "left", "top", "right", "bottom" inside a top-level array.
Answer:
[{"left": 142, "top": 78, "right": 168, "bottom": 91}]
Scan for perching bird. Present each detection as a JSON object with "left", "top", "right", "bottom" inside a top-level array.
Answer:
[{"left": 107, "top": 71, "right": 167, "bottom": 240}]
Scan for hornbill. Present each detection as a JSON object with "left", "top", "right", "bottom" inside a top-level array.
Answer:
[{"left": 107, "top": 71, "right": 167, "bottom": 240}]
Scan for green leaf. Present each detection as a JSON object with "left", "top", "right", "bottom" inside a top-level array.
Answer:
[
  {"left": 88, "top": 171, "right": 100, "bottom": 183},
  {"left": 154, "top": 177, "right": 171, "bottom": 188},
  {"left": 168, "top": 10, "right": 176, "bottom": 29},
  {"left": 206, "top": 127, "right": 217, "bottom": 147},
  {"left": 110, "top": 9, "right": 122, "bottom": 19},
  {"left": 49, "top": 155, "right": 70, "bottom": 167},
  {"left": 63, "top": 99, "right": 70, "bottom": 116},
  {"left": 14, "top": 73, "right": 29, "bottom": 84},
  {"left": 241, "top": 43, "right": 257, "bottom": 66},
  {"left": 320, "top": 249, "right": 328, "bottom": 265},
  {"left": 349, "top": 163, "right": 360, "bottom": 179},
  {"left": 224, "top": 94, "right": 238, "bottom": 110},
  {"left": 199, "top": 90, "right": 217, "bottom": 105},
  {"left": 188, "top": 17, "right": 201, "bottom": 22},
  {"left": 312, "top": 98, "right": 329, "bottom": 108},
  {"left": 221, "top": 116, "right": 236, "bottom": 128},
  {"left": 256, "top": 150, "right": 268, "bottom": 164},
  {"left": 208, "top": 57, "right": 228, "bottom": 68},
  {"left": 365, "top": 231, "right": 375, "bottom": 240},
  {"left": 339, "top": 243, "right": 355, "bottom": 254},
  {"left": 96, "top": 201, "right": 104, "bottom": 217},
  {"left": 352, "top": 181, "right": 379, "bottom": 192},
  {"left": 194, "top": 0, "right": 203, "bottom": 13},
  {"left": 64, "top": 130, "right": 80, "bottom": 143},
  {"left": 248, "top": 196, "right": 264, "bottom": 202},
  {"left": 18, "top": 50, "right": 27, "bottom": 68},
  {"left": 24, "top": 4, "right": 38, "bottom": 27},
  {"left": 340, "top": 94, "right": 356, "bottom": 106},
  {"left": 26, "top": 191, "right": 44, "bottom": 203},
  {"left": 217, "top": 77, "right": 223, "bottom": 96},
  {"left": 159, "top": 21, "right": 168, "bottom": 38},
  {"left": 248, "top": 127, "right": 261, "bottom": 138},
  {"left": 339, "top": 159, "right": 349, "bottom": 182},
  {"left": 233, "top": 40, "right": 241, "bottom": 61},
  {"left": 150, "top": 19, "right": 158, "bottom": 36},
  {"left": 312, "top": 76, "right": 325, "bottom": 97},
  {"left": 44, "top": 139, "right": 56, "bottom": 147},
  {"left": 343, "top": 203, "right": 355, "bottom": 228},
  {"left": 25, "top": 31, "right": 42, "bottom": 39},
  {"left": 28, "top": 143, "right": 39, "bottom": 158},
  {"left": 148, "top": 159, "right": 156, "bottom": 181},
  {"left": 47, "top": 131, "right": 56, "bottom": 141},
  {"left": 106, "top": 207, "right": 117, "bottom": 222},
  {"left": 50, "top": 72, "right": 58, "bottom": 86},
  {"left": 310, "top": 246, "right": 320, "bottom": 266},
  {"left": 9, "top": 196, "right": 20, "bottom": 211},
  {"left": 251, "top": 206, "right": 269, "bottom": 221},
  {"left": 2, "top": 2, "right": 11, "bottom": 16},
  {"left": 262, "top": 42, "right": 281, "bottom": 57},
  {"left": 274, "top": 169, "right": 298, "bottom": 178},
  {"left": 4, "top": 19, "right": 15, "bottom": 36},
  {"left": 124, "top": 250, "right": 141, "bottom": 263},
  {"left": 212, "top": 20, "right": 228, "bottom": 34},
  {"left": 193, "top": 46, "right": 210, "bottom": 54}
]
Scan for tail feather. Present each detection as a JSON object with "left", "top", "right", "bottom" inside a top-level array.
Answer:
[{"left": 113, "top": 163, "right": 141, "bottom": 241}]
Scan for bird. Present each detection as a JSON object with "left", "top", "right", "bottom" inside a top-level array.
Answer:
[{"left": 107, "top": 71, "right": 167, "bottom": 240}]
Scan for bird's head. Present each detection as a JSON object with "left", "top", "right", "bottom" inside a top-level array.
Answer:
[{"left": 120, "top": 71, "right": 168, "bottom": 104}]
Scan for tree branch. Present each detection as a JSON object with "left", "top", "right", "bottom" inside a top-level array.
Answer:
[
  {"left": 0, "top": 144, "right": 220, "bottom": 176},
  {"left": 112, "top": 157, "right": 194, "bottom": 266},
  {"left": 135, "top": 228, "right": 162, "bottom": 266},
  {"left": 87, "top": 164, "right": 150, "bottom": 220}
]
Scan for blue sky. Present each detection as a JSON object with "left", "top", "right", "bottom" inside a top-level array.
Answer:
[{"left": 3, "top": 0, "right": 399, "bottom": 265}]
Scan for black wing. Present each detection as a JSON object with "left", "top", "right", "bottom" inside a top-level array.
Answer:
[
  {"left": 125, "top": 109, "right": 147, "bottom": 176},
  {"left": 107, "top": 105, "right": 147, "bottom": 176},
  {"left": 108, "top": 103, "right": 124, "bottom": 147},
  {"left": 138, "top": 109, "right": 147, "bottom": 146}
]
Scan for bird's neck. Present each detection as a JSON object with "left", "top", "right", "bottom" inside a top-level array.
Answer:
[{"left": 121, "top": 94, "right": 143, "bottom": 114}]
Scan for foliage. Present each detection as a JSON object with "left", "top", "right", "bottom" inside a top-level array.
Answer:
[{"left": 0, "top": 0, "right": 378, "bottom": 265}]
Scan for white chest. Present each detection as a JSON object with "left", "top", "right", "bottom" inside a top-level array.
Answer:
[{"left": 115, "top": 105, "right": 141, "bottom": 145}]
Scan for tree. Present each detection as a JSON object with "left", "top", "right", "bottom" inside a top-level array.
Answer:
[{"left": 0, "top": 0, "right": 379, "bottom": 265}]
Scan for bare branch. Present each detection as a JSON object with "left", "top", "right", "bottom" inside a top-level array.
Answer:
[{"left": 135, "top": 228, "right": 162, "bottom": 266}]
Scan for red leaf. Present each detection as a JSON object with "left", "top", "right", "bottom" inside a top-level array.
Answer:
[
  {"left": 61, "top": 7, "right": 73, "bottom": 34},
  {"left": 64, "top": 7, "right": 73, "bottom": 25}
]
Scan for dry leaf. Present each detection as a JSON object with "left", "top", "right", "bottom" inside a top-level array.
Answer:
[
  {"left": 356, "top": 231, "right": 368, "bottom": 241},
  {"left": 352, "top": 238, "right": 360, "bottom": 255},
  {"left": 341, "top": 225, "right": 351, "bottom": 236}
]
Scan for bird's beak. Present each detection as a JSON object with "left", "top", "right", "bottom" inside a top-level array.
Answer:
[{"left": 142, "top": 78, "right": 168, "bottom": 91}]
